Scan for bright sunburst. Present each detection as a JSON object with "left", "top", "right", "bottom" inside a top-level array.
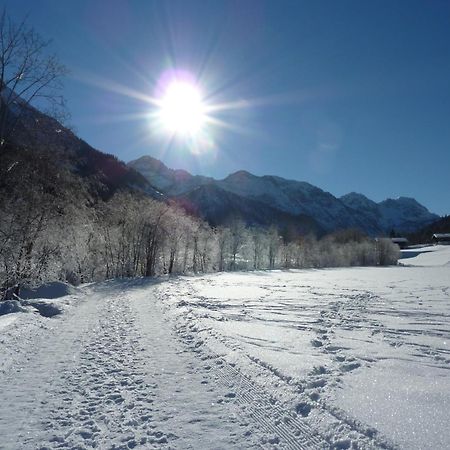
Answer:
[
  {"left": 80, "top": 66, "right": 298, "bottom": 156},
  {"left": 157, "top": 80, "right": 206, "bottom": 136}
]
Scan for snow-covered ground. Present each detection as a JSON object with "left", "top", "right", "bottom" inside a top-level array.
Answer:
[{"left": 0, "top": 245, "right": 449, "bottom": 449}]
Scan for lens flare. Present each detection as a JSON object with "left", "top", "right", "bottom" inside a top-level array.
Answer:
[
  {"left": 76, "top": 65, "right": 315, "bottom": 161},
  {"left": 157, "top": 81, "right": 206, "bottom": 135}
]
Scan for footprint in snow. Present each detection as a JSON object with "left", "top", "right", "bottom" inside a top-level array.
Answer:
[
  {"left": 311, "top": 339, "right": 323, "bottom": 347},
  {"left": 340, "top": 362, "right": 361, "bottom": 372},
  {"left": 295, "top": 401, "right": 312, "bottom": 417}
]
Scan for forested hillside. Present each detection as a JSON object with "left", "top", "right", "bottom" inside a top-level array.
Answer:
[{"left": 407, "top": 215, "right": 450, "bottom": 244}]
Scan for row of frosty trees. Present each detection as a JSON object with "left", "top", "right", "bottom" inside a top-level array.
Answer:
[
  {"left": 0, "top": 149, "right": 399, "bottom": 290},
  {"left": 90, "top": 192, "right": 400, "bottom": 282}
]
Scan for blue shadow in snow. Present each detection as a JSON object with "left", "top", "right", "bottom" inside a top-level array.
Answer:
[{"left": 400, "top": 249, "right": 434, "bottom": 259}]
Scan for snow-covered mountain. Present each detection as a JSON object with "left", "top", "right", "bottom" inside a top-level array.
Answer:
[
  {"left": 128, "top": 155, "right": 213, "bottom": 196},
  {"left": 176, "top": 183, "right": 323, "bottom": 236},
  {"left": 129, "top": 156, "right": 439, "bottom": 235},
  {"left": 378, "top": 197, "right": 438, "bottom": 232},
  {"left": 216, "top": 171, "right": 373, "bottom": 232},
  {"left": 340, "top": 193, "right": 439, "bottom": 233}
]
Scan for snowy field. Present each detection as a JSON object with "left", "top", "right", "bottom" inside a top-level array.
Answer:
[{"left": 0, "top": 245, "right": 449, "bottom": 449}]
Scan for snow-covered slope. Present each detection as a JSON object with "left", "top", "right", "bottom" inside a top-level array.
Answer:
[
  {"left": 400, "top": 244, "right": 450, "bottom": 267},
  {"left": 340, "top": 193, "right": 438, "bottom": 233},
  {"left": 128, "top": 155, "right": 213, "bottom": 196},
  {"left": 130, "top": 155, "right": 438, "bottom": 234},
  {"left": 176, "top": 183, "right": 323, "bottom": 234}
]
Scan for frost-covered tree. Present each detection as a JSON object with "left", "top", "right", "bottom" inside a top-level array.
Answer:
[
  {"left": 227, "top": 219, "right": 248, "bottom": 270},
  {"left": 267, "top": 226, "right": 281, "bottom": 269},
  {"left": 216, "top": 226, "right": 230, "bottom": 272},
  {"left": 0, "top": 144, "right": 87, "bottom": 289},
  {"left": 250, "top": 227, "right": 267, "bottom": 270},
  {"left": 376, "top": 238, "right": 400, "bottom": 266},
  {"left": 162, "top": 206, "right": 190, "bottom": 274}
]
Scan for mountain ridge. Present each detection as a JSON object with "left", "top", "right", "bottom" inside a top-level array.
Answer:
[{"left": 129, "top": 155, "right": 439, "bottom": 235}]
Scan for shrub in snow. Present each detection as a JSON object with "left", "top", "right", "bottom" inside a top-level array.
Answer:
[{"left": 376, "top": 238, "right": 400, "bottom": 266}]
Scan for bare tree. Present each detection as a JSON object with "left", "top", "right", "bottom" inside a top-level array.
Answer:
[
  {"left": 228, "top": 219, "right": 247, "bottom": 270},
  {"left": 0, "top": 9, "right": 68, "bottom": 147},
  {"left": 216, "top": 226, "right": 230, "bottom": 272}
]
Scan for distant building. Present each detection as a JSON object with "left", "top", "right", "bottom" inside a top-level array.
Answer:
[
  {"left": 391, "top": 237, "right": 409, "bottom": 249},
  {"left": 432, "top": 233, "right": 450, "bottom": 245}
]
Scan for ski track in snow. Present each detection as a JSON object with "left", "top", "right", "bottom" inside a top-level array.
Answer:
[{"left": 174, "top": 314, "right": 326, "bottom": 450}]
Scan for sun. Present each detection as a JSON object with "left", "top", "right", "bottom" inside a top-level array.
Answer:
[{"left": 157, "top": 81, "right": 206, "bottom": 136}]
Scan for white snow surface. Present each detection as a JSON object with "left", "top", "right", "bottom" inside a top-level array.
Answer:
[{"left": 0, "top": 246, "right": 449, "bottom": 449}]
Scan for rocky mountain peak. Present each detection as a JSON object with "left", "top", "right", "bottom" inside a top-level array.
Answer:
[{"left": 129, "top": 155, "right": 439, "bottom": 235}]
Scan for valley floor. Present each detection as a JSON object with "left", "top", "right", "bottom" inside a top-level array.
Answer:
[{"left": 0, "top": 246, "right": 449, "bottom": 449}]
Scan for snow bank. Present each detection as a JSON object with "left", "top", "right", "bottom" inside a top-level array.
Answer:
[
  {"left": 0, "top": 298, "right": 63, "bottom": 318},
  {"left": 20, "top": 281, "right": 77, "bottom": 300},
  {"left": 21, "top": 300, "right": 63, "bottom": 317},
  {"left": 0, "top": 300, "right": 29, "bottom": 315},
  {"left": 0, "top": 281, "right": 76, "bottom": 318},
  {"left": 400, "top": 244, "right": 450, "bottom": 267}
]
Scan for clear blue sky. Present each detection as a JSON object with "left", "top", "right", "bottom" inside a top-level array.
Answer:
[{"left": 5, "top": 0, "right": 450, "bottom": 215}]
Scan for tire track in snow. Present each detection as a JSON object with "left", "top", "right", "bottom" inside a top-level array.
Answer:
[
  {"left": 213, "top": 360, "right": 324, "bottom": 450},
  {"left": 175, "top": 320, "right": 327, "bottom": 449}
]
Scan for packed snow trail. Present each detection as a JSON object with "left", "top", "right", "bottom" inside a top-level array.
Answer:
[{"left": 0, "top": 279, "right": 327, "bottom": 449}]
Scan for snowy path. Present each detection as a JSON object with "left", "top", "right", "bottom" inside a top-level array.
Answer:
[
  {"left": 0, "top": 281, "right": 245, "bottom": 449},
  {"left": 0, "top": 280, "right": 326, "bottom": 449}
]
